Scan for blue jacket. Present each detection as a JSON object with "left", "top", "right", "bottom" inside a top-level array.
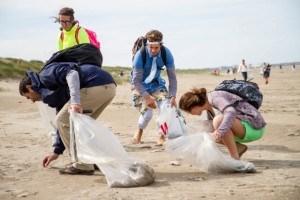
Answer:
[
  {"left": 27, "top": 62, "right": 115, "bottom": 108},
  {"left": 27, "top": 62, "right": 115, "bottom": 154},
  {"left": 132, "top": 46, "right": 175, "bottom": 94}
]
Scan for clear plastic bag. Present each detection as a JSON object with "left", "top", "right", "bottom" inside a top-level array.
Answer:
[
  {"left": 37, "top": 102, "right": 57, "bottom": 131},
  {"left": 70, "top": 112, "right": 155, "bottom": 187},
  {"left": 157, "top": 102, "right": 255, "bottom": 173},
  {"left": 166, "top": 133, "right": 256, "bottom": 173},
  {"left": 157, "top": 100, "right": 187, "bottom": 139},
  {"left": 37, "top": 102, "right": 57, "bottom": 143}
]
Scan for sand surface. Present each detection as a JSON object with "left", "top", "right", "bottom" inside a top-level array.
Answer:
[{"left": 0, "top": 68, "right": 299, "bottom": 200}]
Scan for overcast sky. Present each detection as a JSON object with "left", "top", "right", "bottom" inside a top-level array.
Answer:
[{"left": 0, "top": 0, "right": 299, "bottom": 68}]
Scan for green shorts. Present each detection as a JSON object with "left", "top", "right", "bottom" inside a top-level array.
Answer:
[{"left": 235, "top": 121, "right": 265, "bottom": 143}]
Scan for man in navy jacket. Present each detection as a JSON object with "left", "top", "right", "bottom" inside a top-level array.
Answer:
[{"left": 19, "top": 62, "right": 116, "bottom": 174}]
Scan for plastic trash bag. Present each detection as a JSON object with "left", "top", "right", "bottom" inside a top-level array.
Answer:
[
  {"left": 37, "top": 102, "right": 57, "bottom": 143},
  {"left": 37, "top": 102, "right": 57, "bottom": 131},
  {"left": 157, "top": 100, "right": 187, "bottom": 139},
  {"left": 70, "top": 112, "right": 155, "bottom": 187},
  {"left": 166, "top": 133, "right": 256, "bottom": 173},
  {"left": 189, "top": 120, "right": 214, "bottom": 133},
  {"left": 157, "top": 102, "right": 255, "bottom": 173}
]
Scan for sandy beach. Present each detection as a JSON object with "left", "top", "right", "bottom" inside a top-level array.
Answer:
[{"left": 0, "top": 67, "right": 300, "bottom": 200}]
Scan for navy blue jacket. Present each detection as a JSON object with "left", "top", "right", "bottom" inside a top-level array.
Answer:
[{"left": 27, "top": 62, "right": 115, "bottom": 154}]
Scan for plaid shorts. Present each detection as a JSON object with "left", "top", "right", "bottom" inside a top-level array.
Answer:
[{"left": 132, "top": 89, "right": 168, "bottom": 114}]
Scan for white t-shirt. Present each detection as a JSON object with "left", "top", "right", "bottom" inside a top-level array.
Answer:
[{"left": 238, "top": 63, "right": 248, "bottom": 72}]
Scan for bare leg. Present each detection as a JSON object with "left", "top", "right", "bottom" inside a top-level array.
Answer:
[
  {"left": 132, "top": 128, "right": 143, "bottom": 144},
  {"left": 216, "top": 140, "right": 248, "bottom": 158},
  {"left": 236, "top": 142, "right": 248, "bottom": 158},
  {"left": 221, "top": 131, "right": 240, "bottom": 159},
  {"left": 132, "top": 108, "right": 153, "bottom": 144},
  {"left": 156, "top": 133, "right": 165, "bottom": 146},
  {"left": 213, "top": 115, "right": 246, "bottom": 159}
]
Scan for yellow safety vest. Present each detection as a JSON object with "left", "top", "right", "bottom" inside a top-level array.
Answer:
[{"left": 57, "top": 24, "right": 90, "bottom": 50}]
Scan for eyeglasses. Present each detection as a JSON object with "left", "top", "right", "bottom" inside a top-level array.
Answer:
[{"left": 59, "top": 20, "right": 73, "bottom": 24}]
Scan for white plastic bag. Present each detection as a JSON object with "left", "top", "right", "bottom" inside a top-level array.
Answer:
[
  {"left": 70, "top": 112, "right": 155, "bottom": 187},
  {"left": 157, "top": 100, "right": 187, "bottom": 139},
  {"left": 166, "top": 132, "right": 256, "bottom": 173},
  {"left": 37, "top": 102, "right": 57, "bottom": 143},
  {"left": 37, "top": 102, "right": 57, "bottom": 131},
  {"left": 157, "top": 102, "right": 256, "bottom": 173}
]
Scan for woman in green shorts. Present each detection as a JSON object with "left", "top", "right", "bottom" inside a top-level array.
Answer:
[{"left": 179, "top": 87, "right": 266, "bottom": 160}]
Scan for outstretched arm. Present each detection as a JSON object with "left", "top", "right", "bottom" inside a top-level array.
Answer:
[
  {"left": 132, "top": 68, "right": 148, "bottom": 97},
  {"left": 166, "top": 68, "right": 177, "bottom": 107},
  {"left": 43, "top": 153, "right": 59, "bottom": 167}
]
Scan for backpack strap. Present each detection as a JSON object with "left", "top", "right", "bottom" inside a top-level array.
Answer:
[
  {"left": 141, "top": 46, "right": 147, "bottom": 66},
  {"left": 60, "top": 32, "right": 64, "bottom": 41},
  {"left": 60, "top": 26, "right": 81, "bottom": 44},
  {"left": 221, "top": 100, "right": 241, "bottom": 113},
  {"left": 160, "top": 45, "right": 167, "bottom": 66},
  {"left": 207, "top": 109, "right": 215, "bottom": 120},
  {"left": 141, "top": 45, "right": 167, "bottom": 67},
  {"left": 75, "top": 26, "right": 81, "bottom": 44}
]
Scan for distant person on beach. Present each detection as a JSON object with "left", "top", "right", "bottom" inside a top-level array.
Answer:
[
  {"left": 260, "top": 63, "right": 266, "bottom": 75},
  {"left": 211, "top": 69, "right": 220, "bottom": 76},
  {"left": 19, "top": 62, "right": 116, "bottom": 175},
  {"left": 232, "top": 66, "right": 237, "bottom": 74},
  {"left": 292, "top": 64, "right": 296, "bottom": 71},
  {"left": 232, "top": 66, "right": 237, "bottom": 79},
  {"left": 263, "top": 64, "right": 271, "bottom": 84},
  {"left": 56, "top": 7, "right": 100, "bottom": 50},
  {"left": 238, "top": 59, "right": 248, "bottom": 81},
  {"left": 131, "top": 29, "right": 177, "bottom": 145},
  {"left": 179, "top": 88, "right": 266, "bottom": 160},
  {"left": 226, "top": 68, "right": 230, "bottom": 75}
]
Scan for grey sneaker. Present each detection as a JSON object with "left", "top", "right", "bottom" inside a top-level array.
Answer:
[{"left": 59, "top": 166, "right": 94, "bottom": 175}]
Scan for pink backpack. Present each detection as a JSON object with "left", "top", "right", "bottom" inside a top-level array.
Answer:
[{"left": 60, "top": 26, "right": 101, "bottom": 49}]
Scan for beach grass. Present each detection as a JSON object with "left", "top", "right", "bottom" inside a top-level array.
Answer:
[{"left": 0, "top": 57, "right": 212, "bottom": 84}]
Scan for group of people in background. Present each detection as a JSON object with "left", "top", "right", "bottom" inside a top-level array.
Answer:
[
  {"left": 237, "top": 59, "right": 272, "bottom": 84},
  {"left": 215, "top": 59, "right": 274, "bottom": 84},
  {"left": 19, "top": 7, "right": 267, "bottom": 175}
]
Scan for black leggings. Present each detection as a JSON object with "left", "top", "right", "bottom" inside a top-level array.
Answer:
[{"left": 242, "top": 72, "right": 248, "bottom": 81}]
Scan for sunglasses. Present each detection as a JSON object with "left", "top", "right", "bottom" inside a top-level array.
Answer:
[{"left": 59, "top": 20, "right": 73, "bottom": 24}]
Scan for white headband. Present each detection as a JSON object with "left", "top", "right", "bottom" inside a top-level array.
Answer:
[{"left": 147, "top": 41, "right": 162, "bottom": 45}]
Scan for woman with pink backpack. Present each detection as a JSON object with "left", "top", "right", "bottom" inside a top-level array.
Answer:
[{"left": 56, "top": 7, "right": 100, "bottom": 50}]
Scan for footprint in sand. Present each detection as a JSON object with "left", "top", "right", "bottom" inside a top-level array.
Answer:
[
  {"left": 288, "top": 133, "right": 300, "bottom": 136},
  {"left": 124, "top": 144, "right": 152, "bottom": 152},
  {"left": 287, "top": 129, "right": 300, "bottom": 136},
  {"left": 14, "top": 190, "right": 38, "bottom": 198}
]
